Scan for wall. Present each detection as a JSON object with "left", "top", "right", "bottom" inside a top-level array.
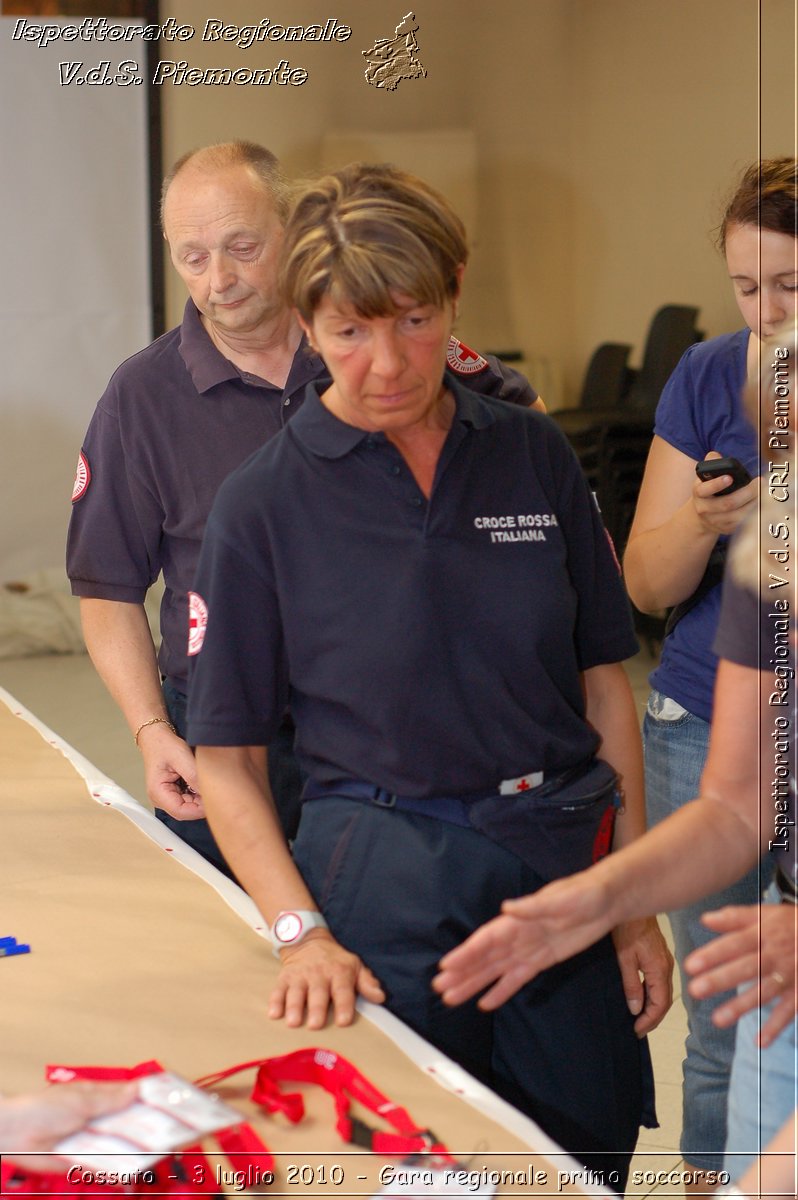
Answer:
[
  {"left": 565, "top": 0, "right": 795, "bottom": 398},
  {"left": 158, "top": 0, "right": 542, "bottom": 351},
  {"left": 157, "top": 0, "right": 795, "bottom": 409},
  {"left": 0, "top": 17, "right": 150, "bottom": 579}
]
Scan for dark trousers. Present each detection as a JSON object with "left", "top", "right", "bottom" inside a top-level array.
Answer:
[
  {"left": 293, "top": 795, "right": 657, "bottom": 1193},
  {"left": 155, "top": 681, "right": 304, "bottom": 879}
]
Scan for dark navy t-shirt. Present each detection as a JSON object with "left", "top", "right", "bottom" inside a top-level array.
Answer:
[
  {"left": 650, "top": 330, "right": 759, "bottom": 721},
  {"left": 187, "top": 382, "right": 638, "bottom": 797}
]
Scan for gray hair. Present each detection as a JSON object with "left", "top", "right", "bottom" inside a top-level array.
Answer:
[{"left": 160, "top": 140, "right": 291, "bottom": 232}]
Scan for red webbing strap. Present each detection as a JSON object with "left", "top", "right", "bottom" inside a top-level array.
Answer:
[
  {"left": 215, "top": 1122, "right": 275, "bottom": 1175},
  {"left": 45, "top": 1061, "right": 164, "bottom": 1083},
  {"left": 2, "top": 1048, "right": 449, "bottom": 1197},
  {"left": 198, "top": 1048, "right": 451, "bottom": 1159},
  {"left": 194, "top": 1057, "right": 272, "bottom": 1088},
  {"left": 592, "top": 804, "right": 616, "bottom": 863}
]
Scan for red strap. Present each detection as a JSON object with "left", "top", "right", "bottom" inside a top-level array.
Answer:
[
  {"left": 592, "top": 804, "right": 616, "bottom": 863},
  {"left": 45, "top": 1061, "right": 163, "bottom": 1083},
  {"left": 3, "top": 1045, "right": 452, "bottom": 1200},
  {"left": 33, "top": 1048, "right": 448, "bottom": 1182},
  {"left": 198, "top": 1048, "right": 451, "bottom": 1159},
  {"left": 215, "top": 1122, "right": 274, "bottom": 1175},
  {"left": 255, "top": 1048, "right": 416, "bottom": 1128}
]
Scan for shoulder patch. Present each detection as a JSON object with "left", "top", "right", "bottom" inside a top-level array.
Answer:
[
  {"left": 71, "top": 452, "right": 91, "bottom": 502},
  {"left": 187, "top": 591, "right": 209, "bottom": 656},
  {"left": 446, "top": 336, "right": 489, "bottom": 376}
]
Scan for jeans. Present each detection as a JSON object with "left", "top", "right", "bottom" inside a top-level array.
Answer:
[
  {"left": 724, "top": 882, "right": 797, "bottom": 1181},
  {"left": 644, "top": 690, "right": 770, "bottom": 1171},
  {"left": 155, "top": 681, "right": 304, "bottom": 879}
]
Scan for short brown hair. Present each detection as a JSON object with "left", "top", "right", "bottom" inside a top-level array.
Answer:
[
  {"left": 718, "top": 157, "right": 797, "bottom": 252},
  {"left": 160, "top": 140, "right": 290, "bottom": 231},
  {"left": 278, "top": 162, "right": 469, "bottom": 320}
]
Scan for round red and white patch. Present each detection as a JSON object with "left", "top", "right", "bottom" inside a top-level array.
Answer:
[
  {"left": 187, "top": 591, "right": 209, "bottom": 656},
  {"left": 446, "top": 336, "right": 488, "bottom": 376},
  {"left": 71, "top": 451, "right": 91, "bottom": 502}
]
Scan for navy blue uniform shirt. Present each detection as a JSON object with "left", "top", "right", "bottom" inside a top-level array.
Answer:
[
  {"left": 67, "top": 301, "right": 537, "bottom": 690},
  {"left": 187, "top": 381, "right": 637, "bottom": 797}
]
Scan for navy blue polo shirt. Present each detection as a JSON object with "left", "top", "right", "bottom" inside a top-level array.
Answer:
[
  {"left": 67, "top": 300, "right": 536, "bottom": 690},
  {"left": 187, "top": 381, "right": 637, "bottom": 797}
]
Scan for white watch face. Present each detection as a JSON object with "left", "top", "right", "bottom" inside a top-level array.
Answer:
[{"left": 274, "top": 912, "right": 303, "bottom": 944}]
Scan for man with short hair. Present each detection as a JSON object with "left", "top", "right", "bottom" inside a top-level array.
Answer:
[{"left": 67, "top": 141, "right": 541, "bottom": 875}]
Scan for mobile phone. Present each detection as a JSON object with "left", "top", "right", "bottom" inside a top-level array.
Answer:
[{"left": 695, "top": 456, "right": 752, "bottom": 496}]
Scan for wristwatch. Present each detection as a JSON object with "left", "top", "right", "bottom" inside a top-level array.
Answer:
[{"left": 270, "top": 909, "right": 328, "bottom": 957}]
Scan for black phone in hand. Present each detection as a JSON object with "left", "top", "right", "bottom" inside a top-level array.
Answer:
[{"left": 695, "top": 456, "right": 752, "bottom": 496}]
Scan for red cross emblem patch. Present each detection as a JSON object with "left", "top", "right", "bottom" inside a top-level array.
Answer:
[
  {"left": 446, "top": 336, "right": 488, "bottom": 376},
  {"left": 187, "top": 591, "right": 208, "bottom": 656},
  {"left": 71, "top": 451, "right": 91, "bottom": 502}
]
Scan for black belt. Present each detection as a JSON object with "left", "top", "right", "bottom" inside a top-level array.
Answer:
[
  {"left": 302, "top": 761, "right": 591, "bottom": 830},
  {"left": 302, "top": 778, "right": 486, "bottom": 827}
]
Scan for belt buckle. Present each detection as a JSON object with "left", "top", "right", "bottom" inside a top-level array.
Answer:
[
  {"left": 499, "top": 771, "right": 544, "bottom": 796},
  {"left": 347, "top": 1115, "right": 376, "bottom": 1148},
  {"left": 414, "top": 1128, "right": 440, "bottom": 1149}
]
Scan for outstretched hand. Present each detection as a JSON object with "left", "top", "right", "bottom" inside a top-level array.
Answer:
[
  {"left": 433, "top": 870, "right": 614, "bottom": 1011},
  {"left": 686, "top": 904, "right": 797, "bottom": 1046},
  {"left": 1, "top": 1081, "right": 139, "bottom": 1165}
]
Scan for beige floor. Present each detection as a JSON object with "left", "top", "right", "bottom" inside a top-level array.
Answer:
[{"left": 0, "top": 645, "right": 692, "bottom": 1196}]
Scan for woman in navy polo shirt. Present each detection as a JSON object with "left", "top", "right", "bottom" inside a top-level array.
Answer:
[{"left": 187, "top": 163, "right": 671, "bottom": 1188}]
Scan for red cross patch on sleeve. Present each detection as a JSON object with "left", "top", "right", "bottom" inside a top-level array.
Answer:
[
  {"left": 446, "top": 336, "right": 489, "bottom": 376},
  {"left": 187, "top": 591, "right": 209, "bottom": 656},
  {"left": 71, "top": 451, "right": 91, "bottom": 502}
]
